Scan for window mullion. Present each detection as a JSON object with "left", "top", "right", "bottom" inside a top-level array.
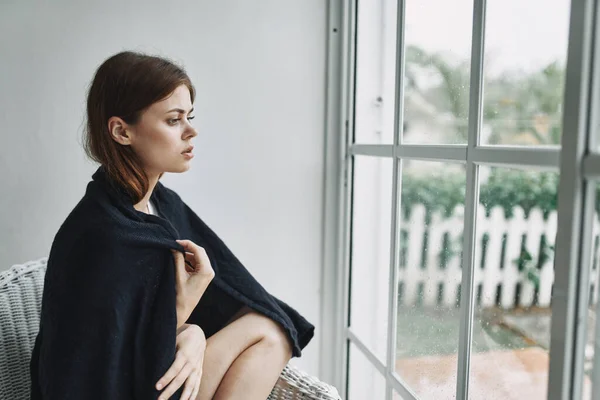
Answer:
[
  {"left": 455, "top": 0, "right": 487, "bottom": 399},
  {"left": 384, "top": 0, "right": 406, "bottom": 398},
  {"left": 337, "top": 0, "right": 358, "bottom": 397},
  {"left": 547, "top": 0, "right": 598, "bottom": 398}
]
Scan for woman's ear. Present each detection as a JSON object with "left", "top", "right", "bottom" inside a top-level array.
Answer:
[{"left": 107, "top": 116, "right": 132, "bottom": 145}]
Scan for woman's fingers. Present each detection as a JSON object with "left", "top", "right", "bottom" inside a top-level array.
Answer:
[
  {"left": 160, "top": 323, "right": 205, "bottom": 400},
  {"left": 172, "top": 250, "right": 197, "bottom": 279},
  {"left": 193, "top": 360, "right": 203, "bottom": 398},
  {"left": 180, "top": 369, "right": 200, "bottom": 400},
  {"left": 183, "top": 252, "right": 196, "bottom": 272},
  {"left": 191, "top": 368, "right": 202, "bottom": 400},
  {"left": 158, "top": 362, "right": 194, "bottom": 400},
  {"left": 156, "top": 354, "right": 186, "bottom": 392},
  {"left": 176, "top": 239, "right": 196, "bottom": 254},
  {"left": 176, "top": 239, "right": 203, "bottom": 264},
  {"left": 172, "top": 251, "right": 187, "bottom": 284},
  {"left": 176, "top": 240, "right": 213, "bottom": 278}
]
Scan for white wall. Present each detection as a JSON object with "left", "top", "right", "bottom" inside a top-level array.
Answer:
[{"left": 0, "top": 0, "right": 326, "bottom": 377}]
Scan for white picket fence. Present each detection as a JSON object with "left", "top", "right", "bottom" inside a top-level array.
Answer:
[{"left": 397, "top": 204, "right": 600, "bottom": 309}]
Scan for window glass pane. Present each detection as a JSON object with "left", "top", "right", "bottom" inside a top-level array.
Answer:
[
  {"left": 354, "top": 0, "right": 398, "bottom": 144},
  {"left": 482, "top": 0, "right": 570, "bottom": 146},
  {"left": 578, "top": 183, "right": 600, "bottom": 399},
  {"left": 394, "top": 160, "right": 466, "bottom": 397},
  {"left": 402, "top": 0, "right": 473, "bottom": 144},
  {"left": 350, "top": 155, "right": 393, "bottom": 362},
  {"left": 348, "top": 343, "right": 387, "bottom": 400},
  {"left": 469, "top": 166, "right": 558, "bottom": 398}
]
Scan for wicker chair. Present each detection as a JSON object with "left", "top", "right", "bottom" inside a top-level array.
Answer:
[{"left": 0, "top": 257, "right": 341, "bottom": 400}]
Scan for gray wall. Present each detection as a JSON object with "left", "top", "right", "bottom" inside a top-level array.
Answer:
[{"left": 0, "top": 0, "right": 326, "bottom": 376}]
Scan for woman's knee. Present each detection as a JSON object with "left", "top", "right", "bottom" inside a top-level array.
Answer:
[
  {"left": 255, "top": 316, "right": 293, "bottom": 359},
  {"left": 220, "top": 308, "right": 293, "bottom": 360}
]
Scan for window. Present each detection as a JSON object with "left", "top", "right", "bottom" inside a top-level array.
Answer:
[
  {"left": 577, "top": 183, "right": 600, "bottom": 399},
  {"left": 331, "top": 0, "right": 600, "bottom": 398}
]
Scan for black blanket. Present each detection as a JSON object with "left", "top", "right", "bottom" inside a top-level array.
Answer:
[{"left": 29, "top": 165, "right": 314, "bottom": 399}]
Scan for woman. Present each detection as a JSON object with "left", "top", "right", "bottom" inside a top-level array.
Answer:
[{"left": 29, "top": 51, "right": 314, "bottom": 400}]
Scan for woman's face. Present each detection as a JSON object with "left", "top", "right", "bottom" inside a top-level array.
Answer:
[{"left": 120, "top": 84, "right": 198, "bottom": 176}]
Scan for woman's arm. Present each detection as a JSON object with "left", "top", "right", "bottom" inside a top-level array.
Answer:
[
  {"left": 175, "top": 284, "right": 208, "bottom": 332},
  {"left": 172, "top": 240, "right": 215, "bottom": 330}
]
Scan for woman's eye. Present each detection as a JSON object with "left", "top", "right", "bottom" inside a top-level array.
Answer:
[{"left": 168, "top": 116, "right": 194, "bottom": 125}]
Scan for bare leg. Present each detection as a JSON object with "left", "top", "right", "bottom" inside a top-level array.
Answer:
[
  {"left": 196, "top": 307, "right": 292, "bottom": 400},
  {"left": 212, "top": 327, "right": 291, "bottom": 399}
]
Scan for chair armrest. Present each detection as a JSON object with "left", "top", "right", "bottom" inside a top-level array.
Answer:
[{"left": 268, "top": 363, "right": 342, "bottom": 400}]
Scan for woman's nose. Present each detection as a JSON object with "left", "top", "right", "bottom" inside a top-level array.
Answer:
[{"left": 184, "top": 125, "right": 198, "bottom": 139}]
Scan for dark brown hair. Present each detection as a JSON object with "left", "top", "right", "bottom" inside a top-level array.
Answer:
[{"left": 83, "top": 51, "right": 196, "bottom": 203}]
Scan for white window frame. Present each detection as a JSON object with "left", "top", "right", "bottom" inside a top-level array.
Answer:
[{"left": 319, "top": 0, "right": 600, "bottom": 399}]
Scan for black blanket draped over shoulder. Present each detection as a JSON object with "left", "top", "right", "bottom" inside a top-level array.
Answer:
[{"left": 29, "top": 165, "right": 314, "bottom": 399}]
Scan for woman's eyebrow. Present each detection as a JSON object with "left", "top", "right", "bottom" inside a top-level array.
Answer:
[{"left": 165, "top": 107, "right": 194, "bottom": 114}]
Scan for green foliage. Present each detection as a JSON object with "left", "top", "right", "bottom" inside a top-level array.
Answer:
[
  {"left": 480, "top": 169, "right": 559, "bottom": 219},
  {"left": 400, "top": 169, "right": 560, "bottom": 220},
  {"left": 513, "top": 243, "right": 556, "bottom": 289},
  {"left": 514, "top": 248, "right": 539, "bottom": 289},
  {"left": 400, "top": 172, "right": 466, "bottom": 221}
]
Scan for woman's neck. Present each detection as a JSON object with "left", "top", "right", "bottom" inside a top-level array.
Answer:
[{"left": 133, "top": 173, "right": 159, "bottom": 214}]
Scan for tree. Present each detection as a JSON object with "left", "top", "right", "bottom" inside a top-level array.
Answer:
[
  {"left": 404, "top": 45, "right": 470, "bottom": 142},
  {"left": 405, "top": 45, "right": 565, "bottom": 146},
  {"left": 484, "top": 62, "right": 564, "bottom": 145}
]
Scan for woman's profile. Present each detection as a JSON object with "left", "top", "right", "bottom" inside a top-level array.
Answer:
[{"left": 29, "top": 51, "right": 315, "bottom": 400}]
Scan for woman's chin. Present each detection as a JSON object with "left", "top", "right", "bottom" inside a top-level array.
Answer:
[
  {"left": 178, "top": 162, "right": 192, "bottom": 173},
  {"left": 161, "top": 163, "right": 192, "bottom": 174}
]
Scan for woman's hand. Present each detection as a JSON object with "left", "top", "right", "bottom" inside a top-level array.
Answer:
[
  {"left": 171, "top": 239, "right": 215, "bottom": 328},
  {"left": 156, "top": 324, "right": 206, "bottom": 400}
]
